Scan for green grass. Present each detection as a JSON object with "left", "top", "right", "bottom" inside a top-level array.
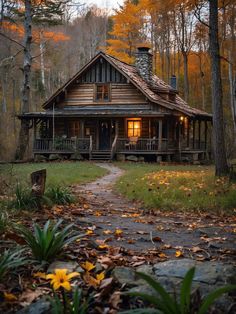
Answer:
[
  {"left": 0, "top": 162, "right": 107, "bottom": 195},
  {"left": 115, "top": 163, "right": 236, "bottom": 212}
]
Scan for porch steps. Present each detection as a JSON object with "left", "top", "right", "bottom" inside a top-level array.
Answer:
[{"left": 90, "top": 150, "right": 111, "bottom": 161}]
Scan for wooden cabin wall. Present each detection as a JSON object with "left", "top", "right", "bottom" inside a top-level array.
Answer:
[
  {"left": 141, "top": 118, "right": 149, "bottom": 138},
  {"left": 64, "top": 83, "right": 148, "bottom": 106}
]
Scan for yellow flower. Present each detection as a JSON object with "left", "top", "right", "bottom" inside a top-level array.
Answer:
[
  {"left": 96, "top": 272, "right": 105, "bottom": 281},
  {"left": 81, "top": 261, "right": 96, "bottom": 272},
  {"left": 46, "top": 269, "right": 79, "bottom": 291}
]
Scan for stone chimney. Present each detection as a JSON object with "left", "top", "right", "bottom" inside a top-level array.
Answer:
[{"left": 135, "top": 46, "right": 153, "bottom": 83}]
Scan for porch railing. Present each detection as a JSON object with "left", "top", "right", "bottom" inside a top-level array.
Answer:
[
  {"left": 33, "top": 138, "right": 90, "bottom": 153},
  {"left": 111, "top": 135, "right": 118, "bottom": 159},
  {"left": 116, "top": 138, "right": 169, "bottom": 151}
]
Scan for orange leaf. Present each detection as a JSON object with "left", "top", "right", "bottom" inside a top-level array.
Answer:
[
  {"left": 175, "top": 250, "right": 184, "bottom": 258},
  {"left": 4, "top": 292, "right": 17, "bottom": 302}
]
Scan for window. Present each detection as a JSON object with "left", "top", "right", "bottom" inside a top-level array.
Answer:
[
  {"left": 127, "top": 120, "right": 141, "bottom": 137},
  {"left": 95, "top": 84, "right": 110, "bottom": 101}
]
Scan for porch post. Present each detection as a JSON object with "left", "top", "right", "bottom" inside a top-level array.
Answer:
[
  {"left": 187, "top": 119, "right": 190, "bottom": 148},
  {"left": 198, "top": 120, "right": 201, "bottom": 149},
  {"left": 148, "top": 118, "right": 151, "bottom": 138},
  {"left": 192, "top": 120, "right": 195, "bottom": 149},
  {"left": 205, "top": 120, "right": 208, "bottom": 150},
  {"left": 158, "top": 119, "right": 162, "bottom": 150},
  {"left": 115, "top": 120, "right": 119, "bottom": 136}
]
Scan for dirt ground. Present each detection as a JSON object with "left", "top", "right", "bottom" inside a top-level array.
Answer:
[{"left": 72, "top": 163, "right": 236, "bottom": 263}]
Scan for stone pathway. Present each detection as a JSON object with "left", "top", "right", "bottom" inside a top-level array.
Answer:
[{"left": 73, "top": 163, "right": 236, "bottom": 262}]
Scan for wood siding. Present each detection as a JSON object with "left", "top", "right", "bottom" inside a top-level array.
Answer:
[{"left": 63, "top": 83, "right": 148, "bottom": 106}]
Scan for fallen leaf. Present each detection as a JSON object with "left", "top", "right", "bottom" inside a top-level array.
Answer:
[
  {"left": 158, "top": 252, "right": 167, "bottom": 258},
  {"left": 103, "top": 229, "right": 112, "bottom": 235},
  {"left": 109, "top": 291, "right": 121, "bottom": 309},
  {"left": 81, "top": 261, "right": 96, "bottom": 272},
  {"left": 191, "top": 246, "right": 202, "bottom": 253},
  {"left": 33, "top": 272, "right": 47, "bottom": 279},
  {"left": 175, "top": 250, "right": 184, "bottom": 258},
  {"left": 4, "top": 292, "right": 17, "bottom": 302},
  {"left": 152, "top": 236, "right": 162, "bottom": 242},
  {"left": 114, "top": 229, "right": 123, "bottom": 237}
]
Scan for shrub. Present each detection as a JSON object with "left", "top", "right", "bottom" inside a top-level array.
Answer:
[
  {"left": 45, "top": 186, "right": 75, "bottom": 205},
  {"left": 16, "top": 219, "right": 84, "bottom": 263},
  {"left": 122, "top": 268, "right": 236, "bottom": 314},
  {"left": 12, "top": 183, "right": 38, "bottom": 210},
  {"left": 0, "top": 248, "right": 27, "bottom": 281}
]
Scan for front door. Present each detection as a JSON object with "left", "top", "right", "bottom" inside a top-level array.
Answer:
[{"left": 99, "top": 121, "right": 110, "bottom": 150}]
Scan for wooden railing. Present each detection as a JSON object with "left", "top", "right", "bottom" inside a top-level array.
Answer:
[
  {"left": 33, "top": 138, "right": 90, "bottom": 153},
  {"left": 116, "top": 138, "right": 169, "bottom": 151}
]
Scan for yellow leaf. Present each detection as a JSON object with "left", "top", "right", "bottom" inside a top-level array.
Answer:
[
  {"left": 81, "top": 261, "right": 96, "bottom": 272},
  {"left": 98, "top": 244, "right": 109, "bottom": 250},
  {"left": 86, "top": 230, "right": 94, "bottom": 235},
  {"left": 33, "top": 272, "right": 47, "bottom": 279},
  {"left": 175, "top": 250, "right": 184, "bottom": 258},
  {"left": 4, "top": 292, "right": 17, "bottom": 302},
  {"left": 83, "top": 272, "right": 99, "bottom": 287},
  {"left": 95, "top": 211, "right": 102, "bottom": 216},
  {"left": 96, "top": 271, "right": 105, "bottom": 281},
  {"left": 115, "top": 229, "right": 123, "bottom": 237},
  {"left": 158, "top": 253, "right": 167, "bottom": 258}
]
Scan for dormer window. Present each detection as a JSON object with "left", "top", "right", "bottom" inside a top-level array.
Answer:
[{"left": 95, "top": 84, "right": 110, "bottom": 102}]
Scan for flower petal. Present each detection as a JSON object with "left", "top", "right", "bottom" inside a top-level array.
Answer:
[
  {"left": 61, "top": 281, "right": 71, "bottom": 291},
  {"left": 53, "top": 281, "right": 61, "bottom": 290},
  {"left": 67, "top": 272, "right": 80, "bottom": 280}
]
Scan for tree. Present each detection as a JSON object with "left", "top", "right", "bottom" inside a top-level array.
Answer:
[{"left": 209, "top": 0, "right": 229, "bottom": 176}]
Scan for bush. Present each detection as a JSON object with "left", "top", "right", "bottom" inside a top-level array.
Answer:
[
  {"left": 0, "top": 248, "right": 27, "bottom": 281},
  {"left": 16, "top": 219, "right": 84, "bottom": 263},
  {"left": 45, "top": 186, "right": 75, "bottom": 205},
  {"left": 122, "top": 268, "right": 236, "bottom": 314},
  {"left": 12, "top": 183, "right": 38, "bottom": 210}
]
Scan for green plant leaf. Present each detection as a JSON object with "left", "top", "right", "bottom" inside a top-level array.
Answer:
[
  {"left": 120, "top": 309, "right": 160, "bottom": 314},
  {"left": 136, "top": 272, "right": 179, "bottom": 313},
  {"left": 198, "top": 285, "right": 236, "bottom": 314},
  {"left": 180, "top": 267, "right": 195, "bottom": 314}
]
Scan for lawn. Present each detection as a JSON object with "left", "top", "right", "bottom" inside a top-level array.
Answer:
[
  {"left": 0, "top": 161, "right": 107, "bottom": 195},
  {"left": 115, "top": 163, "right": 236, "bottom": 212}
]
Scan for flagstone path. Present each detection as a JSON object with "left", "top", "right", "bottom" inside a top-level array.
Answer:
[{"left": 73, "top": 163, "right": 236, "bottom": 263}]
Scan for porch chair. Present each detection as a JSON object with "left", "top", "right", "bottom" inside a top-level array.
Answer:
[{"left": 125, "top": 136, "right": 139, "bottom": 150}]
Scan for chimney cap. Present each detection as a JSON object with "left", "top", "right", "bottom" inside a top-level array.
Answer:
[{"left": 137, "top": 46, "right": 151, "bottom": 53}]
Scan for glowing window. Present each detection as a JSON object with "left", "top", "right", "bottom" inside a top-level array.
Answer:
[
  {"left": 95, "top": 84, "right": 110, "bottom": 101},
  {"left": 127, "top": 120, "right": 141, "bottom": 137}
]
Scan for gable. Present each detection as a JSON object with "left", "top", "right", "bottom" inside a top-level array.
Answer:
[{"left": 79, "top": 57, "right": 127, "bottom": 84}]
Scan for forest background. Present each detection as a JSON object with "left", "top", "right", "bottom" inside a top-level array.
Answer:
[{"left": 0, "top": 0, "right": 235, "bottom": 161}]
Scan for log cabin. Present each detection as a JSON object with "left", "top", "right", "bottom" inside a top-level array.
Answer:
[{"left": 19, "top": 47, "right": 212, "bottom": 162}]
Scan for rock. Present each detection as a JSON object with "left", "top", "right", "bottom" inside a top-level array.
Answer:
[
  {"left": 17, "top": 299, "right": 50, "bottom": 314},
  {"left": 47, "top": 261, "right": 79, "bottom": 273},
  {"left": 138, "top": 156, "right": 145, "bottom": 162},
  {"left": 126, "top": 155, "right": 138, "bottom": 162},
  {"left": 34, "top": 155, "right": 47, "bottom": 162},
  {"left": 116, "top": 153, "right": 125, "bottom": 162},
  {"left": 112, "top": 267, "right": 136, "bottom": 285},
  {"left": 49, "top": 154, "right": 62, "bottom": 161},
  {"left": 70, "top": 152, "right": 84, "bottom": 160}
]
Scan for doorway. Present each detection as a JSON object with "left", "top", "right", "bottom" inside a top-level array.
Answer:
[{"left": 99, "top": 120, "right": 110, "bottom": 150}]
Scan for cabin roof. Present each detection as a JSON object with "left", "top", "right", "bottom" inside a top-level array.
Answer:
[{"left": 38, "top": 51, "right": 211, "bottom": 119}]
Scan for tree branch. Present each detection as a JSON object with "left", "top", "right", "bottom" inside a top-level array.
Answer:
[{"left": 0, "top": 31, "right": 25, "bottom": 48}]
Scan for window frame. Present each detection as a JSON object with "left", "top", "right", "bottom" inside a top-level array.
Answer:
[
  {"left": 127, "top": 119, "right": 141, "bottom": 137},
  {"left": 94, "top": 84, "right": 110, "bottom": 102}
]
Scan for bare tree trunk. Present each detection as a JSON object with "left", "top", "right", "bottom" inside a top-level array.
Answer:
[
  {"left": 15, "top": 0, "right": 32, "bottom": 160},
  {"left": 209, "top": 0, "right": 229, "bottom": 176},
  {"left": 182, "top": 51, "right": 189, "bottom": 102},
  {"left": 39, "top": 30, "right": 45, "bottom": 89}
]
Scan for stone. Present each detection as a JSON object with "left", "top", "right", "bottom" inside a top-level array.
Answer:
[
  {"left": 126, "top": 155, "right": 138, "bottom": 162},
  {"left": 112, "top": 267, "right": 136, "bottom": 286},
  {"left": 17, "top": 299, "right": 50, "bottom": 314},
  {"left": 48, "top": 154, "right": 62, "bottom": 161},
  {"left": 34, "top": 155, "right": 47, "bottom": 162},
  {"left": 70, "top": 152, "right": 84, "bottom": 160},
  {"left": 47, "top": 261, "right": 79, "bottom": 273},
  {"left": 116, "top": 153, "right": 126, "bottom": 162},
  {"left": 138, "top": 156, "right": 145, "bottom": 162}
]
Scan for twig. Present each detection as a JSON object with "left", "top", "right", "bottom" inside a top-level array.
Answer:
[{"left": 0, "top": 31, "right": 25, "bottom": 48}]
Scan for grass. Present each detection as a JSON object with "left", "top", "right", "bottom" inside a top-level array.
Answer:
[
  {"left": 0, "top": 162, "right": 107, "bottom": 193},
  {"left": 115, "top": 163, "right": 236, "bottom": 212}
]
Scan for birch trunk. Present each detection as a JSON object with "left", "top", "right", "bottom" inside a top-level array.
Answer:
[
  {"left": 15, "top": 0, "right": 32, "bottom": 160},
  {"left": 209, "top": 0, "right": 229, "bottom": 176}
]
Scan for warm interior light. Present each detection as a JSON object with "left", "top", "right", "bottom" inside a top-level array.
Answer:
[{"left": 180, "top": 116, "right": 184, "bottom": 121}]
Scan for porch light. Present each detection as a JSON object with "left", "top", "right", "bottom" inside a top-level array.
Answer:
[{"left": 180, "top": 116, "right": 184, "bottom": 122}]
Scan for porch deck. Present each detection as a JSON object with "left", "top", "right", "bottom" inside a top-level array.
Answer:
[{"left": 33, "top": 137, "right": 210, "bottom": 161}]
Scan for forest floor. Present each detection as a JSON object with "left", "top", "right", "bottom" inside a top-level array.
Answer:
[{"left": 1, "top": 162, "right": 236, "bottom": 313}]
